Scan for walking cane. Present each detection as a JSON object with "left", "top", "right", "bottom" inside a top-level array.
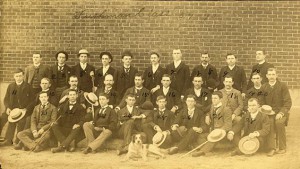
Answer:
[
  {"left": 90, "top": 71, "right": 96, "bottom": 118},
  {"left": 179, "top": 141, "right": 209, "bottom": 158},
  {"left": 29, "top": 115, "right": 62, "bottom": 153}
]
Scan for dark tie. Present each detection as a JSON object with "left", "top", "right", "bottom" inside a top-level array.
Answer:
[
  {"left": 41, "top": 104, "right": 47, "bottom": 115},
  {"left": 58, "top": 66, "right": 64, "bottom": 71},
  {"left": 99, "top": 108, "right": 106, "bottom": 118},
  {"left": 125, "top": 68, "right": 130, "bottom": 73}
]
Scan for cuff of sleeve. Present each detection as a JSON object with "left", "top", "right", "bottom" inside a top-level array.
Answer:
[
  {"left": 254, "top": 131, "right": 260, "bottom": 137},
  {"left": 279, "top": 112, "right": 285, "bottom": 117}
]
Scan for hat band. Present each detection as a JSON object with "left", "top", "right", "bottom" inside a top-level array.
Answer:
[
  {"left": 86, "top": 96, "right": 97, "bottom": 105},
  {"left": 11, "top": 113, "right": 23, "bottom": 120}
]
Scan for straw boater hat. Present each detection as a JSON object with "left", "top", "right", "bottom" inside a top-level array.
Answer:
[
  {"left": 260, "top": 105, "right": 275, "bottom": 116},
  {"left": 77, "top": 49, "right": 90, "bottom": 57},
  {"left": 84, "top": 92, "right": 99, "bottom": 106},
  {"left": 207, "top": 129, "right": 226, "bottom": 142},
  {"left": 152, "top": 131, "right": 171, "bottom": 147},
  {"left": 238, "top": 136, "right": 260, "bottom": 155},
  {"left": 8, "top": 108, "right": 26, "bottom": 123}
]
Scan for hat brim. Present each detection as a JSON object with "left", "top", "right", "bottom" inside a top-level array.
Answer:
[
  {"left": 8, "top": 109, "right": 26, "bottom": 123},
  {"left": 238, "top": 136, "right": 260, "bottom": 155},
  {"left": 84, "top": 92, "right": 99, "bottom": 106},
  {"left": 153, "top": 131, "right": 168, "bottom": 147},
  {"left": 207, "top": 129, "right": 226, "bottom": 142}
]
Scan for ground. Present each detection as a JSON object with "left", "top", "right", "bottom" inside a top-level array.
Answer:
[{"left": 0, "top": 107, "right": 299, "bottom": 169}]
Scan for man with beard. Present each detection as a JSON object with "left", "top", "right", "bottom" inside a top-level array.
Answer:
[{"left": 95, "top": 74, "right": 119, "bottom": 108}]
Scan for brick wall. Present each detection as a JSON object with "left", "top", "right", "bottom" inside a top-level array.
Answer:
[{"left": 0, "top": 0, "right": 300, "bottom": 88}]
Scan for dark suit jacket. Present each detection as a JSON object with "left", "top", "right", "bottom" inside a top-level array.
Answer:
[
  {"left": 32, "top": 90, "right": 58, "bottom": 107},
  {"left": 184, "top": 88, "right": 212, "bottom": 113},
  {"left": 86, "top": 107, "right": 118, "bottom": 132},
  {"left": 219, "top": 88, "right": 243, "bottom": 116},
  {"left": 95, "top": 66, "right": 118, "bottom": 89},
  {"left": 190, "top": 64, "right": 218, "bottom": 89},
  {"left": 24, "top": 64, "right": 50, "bottom": 86},
  {"left": 95, "top": 87, "right": 119, "bottom": 108},
  {"left": 208, "top": 104, "right": 232, "bottom": 132},
  {"left": 261, "top": 81, "right": 292, "bottom": 116},
  {"left": 118, "top": 87, "right": 151, "bottom": 109},
  {"left": 4, "top": 82, "right": 33, "bottom": 111},
  {"left": 152, "top": 87, "right": 182, "bottom": 111},
  {"left": 143, "top": 65, "right": 165, "bottom": 90},
  {"left": 49, "top": 64, "right": 72, "bottom": 89},
  {"left": 148, "top": 109, "right": 175, "bottom": 132},
  {"left": 166, "top": 62, "right": 190, "bottom": 95},
  {"left": 247, "top": 62, "right": 274, "bottom": 89},
  {"left": 232, "top": 111, "right": 270, "bottom": 137},
  {"left": 60, "top": 88, "right": 86, "bottom": 106},
  {"left": 31, "top": 103, "right": 57, "bottom": 132},
  {"left": 72, "top": 63, "right": 95, "bottom": 92},
  {"left": 57, "top": 101, "right": 86, "bottom": 128},
  {"left": 218, "top": 65, "right": 247, "bottom": 93},
  {"left": 116, "top": 66, "right": 138, "bottom": 100},
  {"left": 117, "top": 106, "right": 141, "bottom": 126},
  {"left": 244, "top": 87, "right": 266, "bottom": 111},
  {"left": 173, "top": 107, "right": 208, "bottom": 132}
]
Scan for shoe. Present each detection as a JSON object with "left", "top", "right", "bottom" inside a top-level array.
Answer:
[
  {"left": 14, "top": 143, "right": 23, "bottom": 150},
  {"left": 51, "top": 146, "right": 65, "bottom": 153},
  {"left": 276, "top": 149, "right": 286, "bottom": 154},
  {"left": 33, "top": 145, "right": 43, "bottom": 153},
  {"left": 0, "top": 140, "right": 12, "bottom": 146},
  {"left": 168, "top": 147, "right": 179, "bottom": 155},
  {"left": 267, "top": 149, "right": 275, "bottom": 157},
  {"left": 230, "top": 149, "right": 242, "bottom": 156},
  {"left": 191, "top": 151, "right": 205, "bottom": 157},
  {"left": 23, "top": 146, "right": 30, "bottom": 151},
  {"left": 68, "top": 146, "right": 76, "bottom": 152},
  {"left": 82, "top": 147, "right": 92, "bottom": 154},
  {"left": 91, "top": 150, "right": 97, "bottom": 154}
]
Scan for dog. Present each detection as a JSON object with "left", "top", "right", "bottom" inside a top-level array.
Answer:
[{"left": 122, "top": 134, "right": 166, "bottom": 162}]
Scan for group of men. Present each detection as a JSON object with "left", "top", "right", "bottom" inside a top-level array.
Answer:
[{"left": 0, "top": 49, "right": 292, "bottom": 158}]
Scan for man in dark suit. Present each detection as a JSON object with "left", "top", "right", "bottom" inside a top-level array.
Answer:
[
  {"left": 168, "top": 95, "right": 208, "bottom": 154},
  {"left": 184, "top": 75, "right": 212, "bottom": 114},
  {"left": 51, "top": 89, "right": 86, "bottom": 153},
  {"left": 261, "top": 68, "right": 292, "bottom": 155},
  {"left": 0, "top": 68, "right": 33, "bottom": 146},
  {"left": 143, "top": 50, "right": 165, "bottom": 93},
  {"left": 152, "top": 74, "right": 181, "bottom": 114},
  {"left": 72, "top": 49, "right": 95, "bottom": 92},
  {"left": 95, "top": 51, "right": 118, "bottom": 91},
  {"left": 95, "top": 74, "right": 119, "bottom": 108},
  {"left": 228, "top": 98, "right": 272, "bottom": 156},
  {"left": 82, "top": 93, "right": 118, "bottom": 154},
  {"left": 218, "top": 54, "right": 247, "bottom": 99},
  {"left": 247, "top": 50, "right": 274, "bottom": 89},
  {"left": 190, "top": 53, "right": 218, "bottom": 91},
  {"left": 166, "top": 49, "right": 190, "bottom": 96},
  {"left": 24, "top": 53, "right": 50, "bottom": 95},
  {"left": 115, "top": 50, "right": 138, "bottom": 100},
  {"left": 17, "top": 91, "right": 57, "bottom": 152},
  {"left": 116, "top": 94, "right": 144, "bottom": 155},
  {"left": 116, "top": 73, "right": 151, "bottom": 110},
  {"left": 49, "top": 51, "right": 72, "bottom": 103},
  {"left": 142, "top": 95, "right": 175, "bottom": 146}
]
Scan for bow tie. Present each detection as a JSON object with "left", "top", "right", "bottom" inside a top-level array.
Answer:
[{"left": 124, "top": 68, "right": 130, "bottom": 73}]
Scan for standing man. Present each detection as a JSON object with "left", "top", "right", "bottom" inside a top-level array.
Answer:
[
  {"left": 191, "top": 53, "right": 218, "bottom": 91},
  {"left": 82, "top": 93, "right": 118, "bottom": 154},
  {"left": 166, "top": 49, "right": 190, "bottom": 96},
  {"left": 72, "top": 49, "right": 95, "bottom": 92},
  {"left": 49, "top": 51, "right": 72, "bottom": 103},
  {"left": 218, "top": 54, "right": 247, "bottom": 98},
  {"left": 51, "top": 89, "right": 86, "bottom": 153},
  {"left": 24, "top": 53, "right": 50, "bottom": 95},
  {"left": 261, "top": 68, "right": 292, "bottom": 155},
  {"left": 95, "top": 74, "right": 119, "bottom": 108},
  {"left": 143, "top": 50, "right": 165, "bottom": 93},
  {"left": 247, "top": 50, "right": 274, "bottom": 89},
  {"left": 95, "top": 51, "right": 118, "bottom": 90},
  {"left": 244, "top": 73, "right": 265, "bottom": 111},
  {"left": 116, "top": 50, "right": 138, "bottom": 100},
  {"left": 0, "top": 68, "right": 33, "bottom": 146}
]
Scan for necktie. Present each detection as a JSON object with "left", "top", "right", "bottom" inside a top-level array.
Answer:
[
  {"left": 125, "top": 68, "right": 130, "bottom": 73},
  {"left": 58, "top": 66, "right": 64, "bottom": 71},
  {"left": 99, "top": 108, "right": 106, "bottom": 118}
]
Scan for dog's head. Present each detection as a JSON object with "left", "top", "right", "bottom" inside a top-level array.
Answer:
[{"left": 131, "top": 134, "right": 144, "bottom": 145}]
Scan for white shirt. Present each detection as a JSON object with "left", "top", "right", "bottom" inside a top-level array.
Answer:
[
  {"left": 152, "top": 64, "right": 159, "bottom": 74},
  {"left": 69, "top": 101, "right": 76, "bottom": 110},
  {"left": 173, "top": 60, "right": 182, "bottom": 68},
  {"left": 194, "top": 88, "right": 201, "bottom": 97},
  {"left": 80, "top": 62, "right": 87, "bottom": 70},
  {"left": 162, "top": 87, "right": 169, "bottom": 96},
  {"left": 16, "top": 81, "right": 24, "bottom": 86},
  {"left": 228, "top": 65, "right": 235, "bottom": 70},
  {"left": 187, "top": 108, "right": 195, "bottom": 118},
  {"left": 269, "top": 81, "right": 276, "bottom": 87},
  {"left": 126, "top": 105, "right": 133, "bottom": 114},
  {"left": 202, "top": 63, "right": 208, "bottom": 69},
  {"left": 103, "top": 65, "right": 110, "bottom": 75},
  {"left": 258, "top": 60, "right": 265, "bottom": 65},
  {"left": 99, "top": 105, "right": 108, "bottom": 114},
  {"left": 250, "top": 111, "right": 259, "bottom": 120},
  {"left": 33, "top": 63, "right": 41, "bottom": 68}
]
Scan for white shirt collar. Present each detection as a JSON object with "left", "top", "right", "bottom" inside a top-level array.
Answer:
[
  {"left": 174, "top": 60, "right": 182, "bottom": 68},
  {"left": 80, "top": 62, "right": 87, "bottom": 69},
  {"left": 124, "top": 65, "right": 130, "bottom": 69},
  {"left": 58, "top": 63, "right": 65, "bottom": 67},
  {"left": 258, "top": 60, "right": 265, "bottom": 65},
  {"left": 135, "top": 86, "right": 143, "bottom": 90},
  {"left": 269, "top": 81, "right": 276, "bottom": 86},
  {"left": 42, "top": 88, "right": 50, "bottom": 92},
  {"left": 214, "top": 102, "right": 223, "bottom": 108},
  {"left": 228, "top": 65, "right": 235, "bottom": 70},
  {"left": 16, "top": 81, "right": 24, "bottom": 85},
  {"left": 202, "top": 63, "right": 208, "bottom": 68},
  {"left": 152, "top": 64, "right": 159, "bottom": 73},
  {"left": 34, "top": 63, "right": 41, "bottom": 67},
  {"left": 126, "top": 105, "right": 134, "bottom": 113},
  {"left": 159, "top": 108, "right": 166, "bottom": 112},
  {"left": 250, "top": 111, "right": 259, "bottom": 119},
  {"left": 254, "top": 85, "right": 262, "bottom": 89}
]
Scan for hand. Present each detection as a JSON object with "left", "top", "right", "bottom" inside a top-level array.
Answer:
[
  {"left": 170, "top": 107, "right": 177, "bottom": 113},
  {"left": 114, "top": 107, "right": 120, "bottom": 112},
  {"left": 92, "top": 86, "right": 97, "bottom": 93},
  {"left": 205, "top": 115, "right": 211, "bottom": 125},
  {"left": 72, "top": 124, "right": 80, "bottom": 129},
  {"left": 86, "top": 107, "right": 92, "bottom": 113},
  {"left": 276, "top": 113, "right": 283, "bottom": 120},
  {"left": 33, "top": 131, "right": 39, "bottom": 138},
  {"left": 81, "top": 104, "right": 87, "bottom": 109},
  {"left": 150, "top": 86, "right": 160, "bottom": 94},
  {"left": 108, "top": 105, "right": 113, "bottom": 109},
  {"left": 232, "top": 114, "right": 236, "bottom": 121},
  {"left": 248, "top": 132, "right": 258, "bottom": 138},
  {"left": 241, "top": 93, "right": 246, "bottom": 100},
  {"left": 6, "top": 108, "right": 11, "bottom": 115},
  {"left": 154, "top": 125, "right": 162, "bottom": 132},
  {"left": 94, "top": 127, "right": 103, "bottom": 131},
  {"left": 140, "top": 114, "right": 146, "bottom": 119},
  {"left": 227, "top": 132, "right": 234, "bottom": 141},
  {"left": 171, "top": 125, "right": 178, "bottom": 131},
  {"left": 38, "top": 128, "right": 44, "bottom": 135},
  {"left": 192, "top": 127, "right": 202, "bottom": 133}
]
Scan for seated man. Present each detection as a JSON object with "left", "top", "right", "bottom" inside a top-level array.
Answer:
[
  {"left": 116, "top": 94, "right": 145, "bottom": 155},
  {"left": 192, "top": 91, "right": 232, "bottom": 157},
  {"left": 17, "top": 91, "right": 57, "bottom": 152},
  {"left": 82, "top": 93, "right": 118, "bottom": 154},
  {"left": 51, "top": 89, "right": 86, "bottom": 153},
  {"left": 228, "top": 98, "right": 272, "bottom": 156},
  {"left": 168, "top": 95, "right": 207, "bottom": 155},
  {"left": 95, "top": 74, "right": 119, "bottom": 108},
  {"left": 142, "top": 95, "right": 175, "bottom": 146}
]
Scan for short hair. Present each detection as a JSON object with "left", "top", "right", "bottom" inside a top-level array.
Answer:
[
  {"left": 172, "top": 49, "right": 182, "bottom": 53},
  {"left": 267, "top": 68, "right": 277, "bottom": 73},
  {"left": 100, "top": 51, "right": 113, "bottom": 63},
  {"left": 162, "top": 74, "right": 171, "bottom": 79},
  {"left": 69, "top": 75, "right": 78, "bottom": 81},
  {"left": 134, "top": 73, "right": 144, "bottom": 80},
  {"left": 68, "top": 89, "right": 77, "bottom": 94},
  {"left": 125, "top": 93, "right": 136, "bottom": 99},
  {"left": 251, "top": 72, "right": 262, "bottom": 78},
  {"left": 226, "top": 53, "right": 236, "bottom": 59},
  {"left": 55, "top": 51, "right": 69, "bottom": 61},
  {"left": 98, "top": 93, "right": 110, "bottom": 99},
  {"left": 257, "top": 50, "right": 266, "bottom": 55},
  {"left": 201, "top": 52, "right": 209, "bottom": 56},
  {"left": 104, "top": 74, "right": 114, "bottom": 80},
  {"left": 41, "top": 77, "right": 52, "bottom": 84},
  {"left": 224, "top": 75, "right": 234, "bottom": 81},
  {"left": 13, "top": 68, "right": 24, "bottom": 74},
  {"left": 212, "top": 91, "right": 223, "bottom": 99},
  {"left": 186, "top": 94, "right": 196, "bottom": 101},
  {"left": 149, "top": 50, "right": 161, "bottom": 58},
  {"left": 122, "top": 50, "right": 133, "bottom": 59},
  {"left": 156, "top": 95, "right": 166, "bottom": 101},
  {"left": 33, "top": 53, "right": 41, "bottom": 57},
  {"left": 193, "top": 75, "right": 203, "bottom": 81},
  {"left": 38, "top": 91, "right": 49, "bottom": 97},
  {"left": 248, "top": 98, "right": 259, "bottom": 105}
]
